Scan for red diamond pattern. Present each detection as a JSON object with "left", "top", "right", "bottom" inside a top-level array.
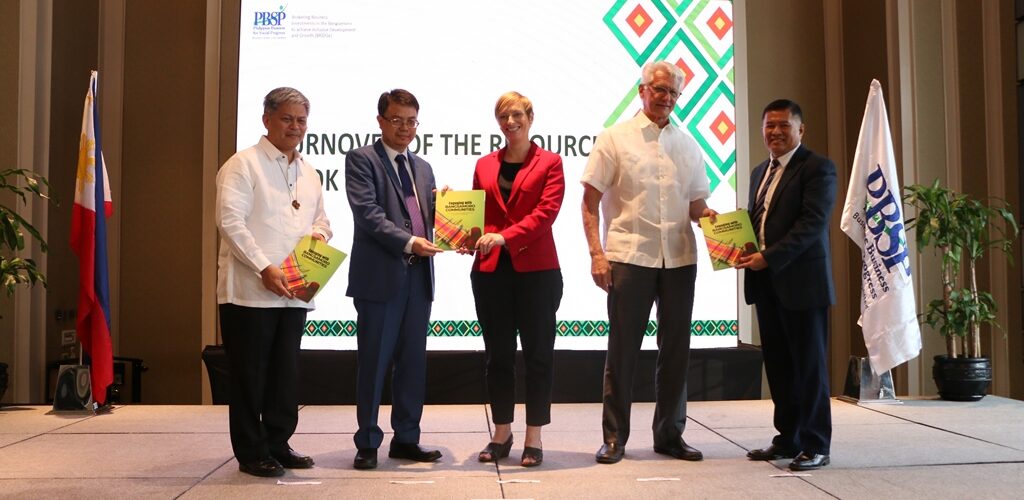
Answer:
[
  {"left": 675, "top": 58, "right": 694, "bottom": 88},
  {"left": 706, "top": 7, "right": 733, "bottom": 40},
  {"left": 626, "top": 4, "right": 653, "bottom": 37},
  {"left": 710, "top": 111, "right": 735, "bottom": 144}
]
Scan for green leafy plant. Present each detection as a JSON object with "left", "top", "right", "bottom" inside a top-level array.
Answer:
[
  {"left": 0, "top": 169, "right": 51, "bottom": 296},
  {"left": 904, "top": 180, "right": 1019, "bottom": 358}
]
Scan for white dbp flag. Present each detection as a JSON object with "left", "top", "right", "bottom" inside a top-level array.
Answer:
[{"left": 840, "top": 79, "right": 922, "bottom": 375}]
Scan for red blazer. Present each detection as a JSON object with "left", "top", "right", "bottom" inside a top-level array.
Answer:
[{"left": 472, "top": 143, "right": 564, "bottom": 273}]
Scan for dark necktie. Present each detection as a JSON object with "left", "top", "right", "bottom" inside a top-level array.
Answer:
[
  {"left": 751, "top": 159, "right": 781, "bottom": 232},
  {"left": 395, "top": 154, "right": 426, "bottom": 238}
]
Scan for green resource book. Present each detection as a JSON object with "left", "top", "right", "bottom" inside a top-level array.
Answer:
[
  {"left": 280, "top": 235, "right": 347, "bottom": 302},
  {"left": 699, "top": 209, "right": 760, "bottom": 271},
  {"left": 434, "top": 189, "right": 485, "bottom": 251}
]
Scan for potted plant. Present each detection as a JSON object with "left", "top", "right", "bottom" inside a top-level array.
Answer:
[
  {"left": 0, "top": 168, "right": 51, "bottom": 404},
  {"left": 904, "top": 180, "right": 1019, "bottom": 401}
]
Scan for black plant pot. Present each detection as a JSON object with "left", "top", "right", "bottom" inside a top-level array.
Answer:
[
  {"left": 932, "top": 355, "right": 991, "bottom": 401},
  {"left": 0, "top": 362, "right": 8, "bottom": 404}
]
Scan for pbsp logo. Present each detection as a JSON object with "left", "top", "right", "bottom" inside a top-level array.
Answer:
[{"left": 254, "top": 5, "right": 287, "bottom": 26}]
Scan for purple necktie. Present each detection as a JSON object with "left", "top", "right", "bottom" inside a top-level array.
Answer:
[
  {"left": 751, "top": 158, "right": 780, "bottom": 231},
  {"left": 395, "top": 154, "right": 426, "bottom": 238}
]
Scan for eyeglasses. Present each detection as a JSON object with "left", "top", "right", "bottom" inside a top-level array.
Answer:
[
  {"left": 645, "top": 84, "right": 681, "bottom": 100},
  {"left": 384, "top": 116, "right": 419, "bottom": 128}
]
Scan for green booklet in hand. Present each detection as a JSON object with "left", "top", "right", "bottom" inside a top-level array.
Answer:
[
  {"left": 280, "top": 235, "right": 347, "bottom": 302},
  {"left": 699, "top": 209, "right": 760, "bottom": 271},
  {"left": 434, "top": 189, "right": 485, "bottom": 251}
]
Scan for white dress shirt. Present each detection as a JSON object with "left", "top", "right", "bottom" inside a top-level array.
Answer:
[
  {"left": 754, "top": 144, "right": 799, "bottom": 247},
  {"left": 216, "top": 136, "right": 332, "bottom": 309},
  {"left": 581, "top": 113, "right": 711, "bottom": 268}
]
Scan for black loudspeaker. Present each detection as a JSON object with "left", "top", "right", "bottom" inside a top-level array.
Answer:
[{"left": 53, "top": 365, "right": 93, "bottom": 411}]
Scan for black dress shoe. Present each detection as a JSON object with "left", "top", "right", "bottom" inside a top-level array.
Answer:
[
  {"left": 271, "top": 448, "right": 315, "bottom": 469},
  {"left": 388, "top": 441, "right": 442, "bottom": 462},
  {"left": 353, "top": 448, "right": 378, "bottom": 470},
  {"left": 746, "top": 444, "right": 799, "bottom": 461},
  {"left": 789, "top": 452, "right": 830, "bottom": 471},
  {"left": 653, "top": 439, "right": 703, "bottom": 461},
  {"left": 478, "top": 435, "right": 513, "bottom": 462},
  {"left": 239, "top": 457, "right": 285, "bottom": 477},
  {"left": 595, "top": 442, "right": 624, "bottom": 464}
]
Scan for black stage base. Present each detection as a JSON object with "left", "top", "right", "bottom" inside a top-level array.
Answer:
[{"left": 202, "top": 344, "right": 763, "bottom": 405}]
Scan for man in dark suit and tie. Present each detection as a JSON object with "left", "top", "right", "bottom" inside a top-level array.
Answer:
[
  {"left": 737, "top": 99, "right": 837, "bottom": 471},
  {"left": 345, "top": 89, "right": 443, "bottom": 470}
]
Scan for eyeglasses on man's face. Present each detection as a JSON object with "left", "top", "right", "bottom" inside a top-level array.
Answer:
[
  {"left": 645, "top": 84, "right": 681, "bottom": 100},
  {"left": 384, "top": 116, "right": 419, "bottom": 128}
]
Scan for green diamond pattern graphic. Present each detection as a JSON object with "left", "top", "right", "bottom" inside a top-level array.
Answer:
[
  {"left": 683, "top": 0, "right": 734, "bottom": 69},
  {"left": 659, "top": 30, "right": 716, "bottom": 126},
  {"left": 686, "top": 80, "right": 736, "bottom": 193},
  {"left": 304, "top": 320, "right": 737, "bottom": 338},
  {"left": 603, "top": 0, "right": 735, "bottom": 198},
  {"left": 604, "top": 0, "right": 676, "bottom": 65}
]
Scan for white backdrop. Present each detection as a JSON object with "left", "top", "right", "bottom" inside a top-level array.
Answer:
[{"left": 237, "top": 0, "right": 739, "bottom": 350}]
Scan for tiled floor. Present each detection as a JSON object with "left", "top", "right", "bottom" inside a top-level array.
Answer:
[{"left": 1, "top": 397, "right": 1023, "bottom": 499}]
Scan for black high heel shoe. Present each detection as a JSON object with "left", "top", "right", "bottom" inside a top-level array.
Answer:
[
  {"left": 478, "top": 435, "right": 513, "bottom": 462},
  {"left": 521, "top": 446, "right": 543, "bottom": 467}
]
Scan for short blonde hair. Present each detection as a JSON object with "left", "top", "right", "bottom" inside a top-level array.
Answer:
[{"left": 494, "top": 91, "right": 534, "bottom": 121}]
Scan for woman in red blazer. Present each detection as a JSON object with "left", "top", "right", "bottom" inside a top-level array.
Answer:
[{"left": 471, "top": 92, "right": 564, "bottom": 467}]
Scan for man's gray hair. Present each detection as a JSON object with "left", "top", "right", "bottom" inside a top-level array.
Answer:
[
  {"left": 640, "top": 61, "right": 685, "bottom": 91},
  {"left": 263, "top": 87, "right": 310, "bottom": 114}
]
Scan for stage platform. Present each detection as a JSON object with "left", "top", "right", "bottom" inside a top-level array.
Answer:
[
  {"left": 201, "top": 346, "right": 765, "bottom": 405},
  {"left": 1, "top": 397, "right": 1023, "bottom": 499}
]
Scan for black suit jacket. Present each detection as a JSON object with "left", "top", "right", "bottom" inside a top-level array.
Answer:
[{"left": 743, "top": 145, "right": 837, "bottom": 310}]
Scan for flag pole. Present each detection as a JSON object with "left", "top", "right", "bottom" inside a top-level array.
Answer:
[
  {"left": 839, "top": 79, "right": 923, "bottom": 403},
  {"left": 70, "top": 70, "right": 115, "bottom": 410}
]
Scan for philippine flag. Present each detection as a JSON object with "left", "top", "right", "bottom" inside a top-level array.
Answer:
[{"left": 70, "top": 70, "right": 114, "bottom": 406}]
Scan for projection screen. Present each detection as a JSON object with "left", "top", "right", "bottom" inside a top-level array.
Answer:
[{"left": 236, "top": 0, "right": 738, "bottom": 350}]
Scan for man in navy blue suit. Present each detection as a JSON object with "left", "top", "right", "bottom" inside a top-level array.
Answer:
[
  {"left": 737, "top": 99, "right": 836, "bottom": 472},
  {"left": 345, "top": 89, "right": 443, "bottom": 470}
]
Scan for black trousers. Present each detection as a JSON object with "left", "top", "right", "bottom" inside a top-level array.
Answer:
[
  {"left": 219, "top": 303, "right": 306, "bottom": 463},
  {"left": 471, "top": 253, "right": 562, "bottom": 426},
  {"left": 753, "top": 273, "right": 832, "bottom": 455},
  {"left": 603, "top": 262, "right": 696, "bottom": 447}
]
